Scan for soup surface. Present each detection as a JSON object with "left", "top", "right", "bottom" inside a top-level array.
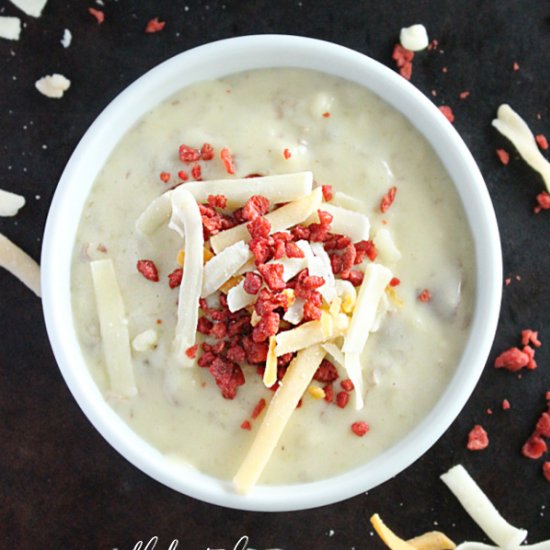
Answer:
[{"left": 71, "top": 68, "right": 475, "bottom": 484}]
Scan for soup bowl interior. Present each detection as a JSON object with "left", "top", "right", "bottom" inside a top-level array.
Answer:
[{"left": 41, "top": 35, "right": 502, "bottom": 511}]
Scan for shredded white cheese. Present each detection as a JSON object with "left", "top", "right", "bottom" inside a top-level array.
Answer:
[
  {"left": 35, "top": 73, "right": 71, "bottom": 99},
  {"left": 60, "top": 28, "right": 72, "bottom": 48},
  {"left": 373, "top": 227, "right": 401, "bottom": 265},
  {"left": 309, "top": 242, "right": 337, "bottom": 303},
  {"left": 0, "top": 16, "right": 21, "bottom": 40},
  {"left": 283, "top": 296, "right": 305, "bottom": 325},
  {"left": 9, "top": 0, "right": 48, "bottom": 18},
  {"left": 440, "top": 465, "right": 527, "bottom": 549},
  {"left": 400, "top": 24, "right": 429, "bottom": 51},
  {"left": 201, "top": 240, "right": 251, "bottom": 297},
  {"left": 308, "top": 203, "right": 370, "bottom": 243},
  {"left": 331, "top": 191, "right": 365, "bottom": 211},
  {"left": 136, "top": 193, "right": 172, "bottom": 235},
  {"left": 0, "top": 188, "right": 25, "bottom": 216},
  {"left": 264, "top": 336, "right": 277, "bottom": 387},
  {"left": 233, "top": 345, "right": 326, "bottom": 494},
  {"left": 90, "top": 259, "right": 136, "bottom": 398},
  {"left": 210, "top": 187, "right": 323, "bottom": 253},
  {"left": 455, "top": 543, "right": 550, "bottom": 550},
  {"left": 0, "top": 233, "right": 41, "bottom": 297},
  {"left": 492, "top": 104, "right": 550, "bottom": 192},
  {"left": 344, "top": 352, "right": 364, "bottom": 409},
  {"left": 342, "top": 263, "right": 393, "bottom": 353},
  {"left": 170, "top": 188, "right": 204, "bottom": 363}
]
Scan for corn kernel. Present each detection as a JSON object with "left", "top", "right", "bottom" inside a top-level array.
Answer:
[
  {"left": 308, "top": 386, "right": 326, "bottom": 399},
  {"left": 386, "top": 286, "right": 404, "bottom": 308}
]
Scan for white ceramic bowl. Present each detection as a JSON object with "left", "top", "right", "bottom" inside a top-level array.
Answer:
[{"left": 42, "top": 35, "right": 502, "bottom": 511}]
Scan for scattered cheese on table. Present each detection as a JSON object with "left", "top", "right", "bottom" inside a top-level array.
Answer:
[
  {"left": 0, "top": 189, "right": 25, "bottom": 216},
  {"left": 9, "top": 0, "right": 48, "bottom": 18},
  {"left": 400, "top": 24, "right": 429, "bottom": 51},
  {"left": 60, "top": 28, "right": 72, "bottom": 48},
  {"left": 35, "top": 74, "right": 71, "bottom": 99},
  {"left": 0, "top": 16, "right": 21, "bottom": 41},
  {"left": 0, "top": 233, "right": 41, "bottom": 297}
]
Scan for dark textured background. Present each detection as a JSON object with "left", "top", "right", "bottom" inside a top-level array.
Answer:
[{"left": 1, "top": 1, "right": 549, "bottom": 548}]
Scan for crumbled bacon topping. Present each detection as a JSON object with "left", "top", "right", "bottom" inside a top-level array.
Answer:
[
  {"left": 185, "top": 344, "right": 198, "bottom": 359},
  {"left": 321, "top": 185, "right": 334, "bottom": 201},
  {"left": 467, "top": 424, "right": 489, "bottom": 451},
  {"left": 251, "top": 398, "right": 266, "bottom": 419},
  {"left": 283, "top": 148, "right": 292, "bottom": 159},
  {"left": 522, "top": 434, "right": 547, "bottom": 459},
  {"left": 258, "top": 263, "right": 286, "bottom": 292},
  {"left": 220, "top": 147, "right": 235, "bottom": 175},
  {"left": 496, "top": 149, "right": 510, "bottom": 165},
  {"left": 241, "top": 420, "right": 252, "bottom": 431},
  {"left": 418, "top": 289, "right": 432, "bottom": 302},
  {"left": 168, "top": 268, "right": 183, "bottom": 289},
  {"left": 179, "top": 144, "right": 201, "bottom": 163},
  {"left": 494, "top": 346, "right": 536, "bottom": 371},
  {"left": 207, "top": 194, "right": 228, "bottom": 209},
  {"left": 137, "top": 259, "right": 159, "bottom": 282},
  {"left": 336, "top": 391, "right": 350, "bottom": 409},
  {"left": 534, "top": 191, "right": 550, "bottom": 214},
  {"left": 535, "top": 134, "right": 549, "bottom": 150},
  {"left": 313, "top": 359, "right": 339, "bottom": 383},
  {"left": 159, "top": 171, "right": 171, "bottom": 183},
  {"left": 380, "top": 186, "right": 397, "bottom": 214},
  {"left": 200, "top": 143, "right": 215, "bottom": 160},
  {"left": 351, "top": 421, "right": 370, "bottom": 437},
  {"left": 145, "top": 17, "right": 166, "bottom": 33},
  {"left": 243, "top": 195, "right": 270, "bottom": 221}
]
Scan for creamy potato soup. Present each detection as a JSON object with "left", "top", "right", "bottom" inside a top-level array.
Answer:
[{"left": 71, "top": 69, "right": 475, "bottom": 487}]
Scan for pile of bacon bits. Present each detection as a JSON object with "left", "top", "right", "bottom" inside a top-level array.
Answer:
[
  {"left": 134, "top": 143, "right": 386, "bottom": 435},
  {"left": 488, "top": 329, "right": 550, "bottom": 481}
]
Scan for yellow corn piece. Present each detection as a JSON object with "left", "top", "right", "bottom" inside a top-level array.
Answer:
[
  {"left": 177, "top": 247, "right": 214, "bottom": 267},
  {"left": 308, "top": 386, "right": 326, "bottom": 399},
  {"left": 386, "top": 285, "right": 404, "bottom": 308},
  {"left": 320, "top": 311, "right": 333, "bottom": 339},
  {"left": 341, "top": 293, "right": 355, "bottom": 314},
  {"left": 219, "top": 275, "right": 242, "bottom": 294},
  {"left": 329, "top": 296, "right": 342, "bottom": 317}
]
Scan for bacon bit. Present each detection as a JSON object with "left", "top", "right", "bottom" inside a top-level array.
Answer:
[
  {"left": 137, "top": 259, "right": 159, "bottom": 282},
  {"left": 522, "top": 433, "right": 547, "bottom": 459},
  {"left": 535, "top": 134, "right": 549, "bottom": 150},
  {"left": 207, "top": 194, "right": 228, "bottom": 209},
  {"left": 380, "top": 186, "right": 397, "bottom": 213},
  {"left": 486, "top": 409, "right": 493, "bottom": 415},
  {"left": 546, "top": 391, "right": 550, "bottom": 402},
  {"left": 341, "top": 379, "right": 354, "bottom": 392},
  {"left": 322, "top": 112, "right": 331, "bottom": 118},
  {"left": 321, "top": 184, "right": 334, "bottom": 201},
  {"left": 285, "top": 241, "right": 305, "bottom": 258},
  {"left": 251, "top": 398, "right": 266, "bottom": 419},
  {"left": 494, "top": 347, "right": 532, "bottom": 371},
  {"left": 88, "top": 8, "right": 105, "bottom": 24},
  {"left": 200, "top": 143, "right": 215, "bottom": 160},
  {"left": 431, "top": 90, "right": 437, "bottom": 97},
  {"left": 191, "top": 163, "right": 202, "bottom": 181},
  {"left": 513, "top": 61, "right": 520, "bottom": 71},
  {"left": 521, "top": 329, "right": 542, "bottom": 348},
  {"left": 336, "top": 391, "right": 350, "bottom": 409},
  {"left": 243, "top": 195, "right": 270, "bottom": 221},
  {"left": 156, "top": 319, "right": 162, "bottom": 325},
  {"left": 241, "top": 420, "right": 252, "bottom": 431},
  {"left": 502, "top": 399, "right": 511, "bottom": 410},
  {"left": 351, "top": 421, "right": 370, "bottom": 437},
  {"left": 438, "top": 105, "right": 455, "bottom": 123},
  {"left": 355, "top": 240, "right": 377, "bottom": 263},
  {"left": 220, "top": 147, "right": 235, "bottom": 175},
  {"left": 544, "top": 462, "right": 550, "bottom": 482},
  {"left": 427, "top": 39, "right": 439, "bottom": 51},
  {"left": 392, "top": 44, "right": 414, "bottom": 80},
  {"left": 258, "top": 263, "right": 285, "bottom": 292},
  {"left": 159, "top": 171, "right": 171, "bottom": 183},
  {"left": 442, "top": 67, "right": 448, "bottom": 74},
  {"left": 167, "top": 267, "right": 183, "bottom": 289},
  {"left": 459, "top": 91, "right": 470, "bottom": 100},
  {"left": 314, "top": 359, "right": 339, "bottom": 383},
  {"left": 197, "top": 317, "right": 213, "bottom": 335},
  {"left": 283, "top": 148, "right": 292, "bottom": 159},
  {"left": 145, "top": 17, "right": 166, "bottom": 33},
  {"left": 178, "top": 144, "right": 201, "bottom": 163},
  {"left": 389, "top": 277, "right": 401, "bottom": 287},
  {"left": 418, "top": 289, "right": 432, "bottom": 302},
  {"left": 467, "top": 424, "right": 489, "bottom": 451},
  {"left": 504, "top": 277, "right": 512, "bottom": 286},
  {"left": 252, "top": 311, "right": 280, "bottom": 343},
  {"left": 496, "top": 149, "right": 510, "bottom": 165},
  {"left": 323, "top": 384, "right": 334, "bottom": 403},
  {"left": 210, "top": 321, "right": 227, "bottom": 340},
  {"left": 343, "top": 270, "right": 364, "bottom": 287},
  {"left": 177, "top": 170, "right": 189, "bottom": 181},
  {"left": 243, "top": 272, "right": 262, "bottom": 295},
  {"left": 522, "top": 345, "right": 537, "bottom": 370},
  {"left": 185, "top": 344, "right": 198, "bottom": 359},
  {"left": 209, "top": 356, "right": 245, "bottom": 399},
  {"left": 534, "top": 191, "right": 550, "bottom": 214}
]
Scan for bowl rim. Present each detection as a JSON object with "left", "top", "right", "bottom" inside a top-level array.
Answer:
[{"left": 41, "top": 34, "right": 502, "bottom": 512}]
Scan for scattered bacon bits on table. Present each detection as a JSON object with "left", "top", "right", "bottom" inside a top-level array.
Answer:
[
  {"left": 496, "top": 148, "right": 510, "bottom": 165},
  {"left": 494, "top": 346, "right": 536, "bottom": 371},
  {"left": 438, "top": 105, "right": 455, "bottom": 123},
  {"left": 418, "top": 289, "right": 432, "bottom": 302},
  {"left": 534, "top": 191, "right": 550, "bottom": 214},
  {"left": 513, "top": 61, "right": 520, "bottom": 71},
  {"left": 137, "top": 259, "right": 159, "bottom": 282},
  {"left": 88, "top": 8, "right": 105, "bottom": 24},
  {"left": 392, "top": 44, "right": 414, "bottom": 80},
  {"left": 459, "top": 91, "right": 470, "bottom": 100},
  {"left": 351, "top": 421, "right": 370, "bottom": 437},
  {"left": 502, "top": 399, "right": 511, "bottom": 410},
  {"left": 543, "top": 462, "right": 550, "bottom": 482},
  {"left": 535, "top": 134, "right": 549, "bottom": 150},
  {"left": 145, "top": 17, "right": 166, "bottom": 33},
  {"left": 522, "top": 434, "right": 547, "bottom": 459},
  {"left": 521, "top": 329, "right": 542, "bottom": 348},
  {"left": 467, "top": 424, "right": 489, "bottom": 451},
  {"left": 380, "top": 186, "right": 397, "bottom": 213}
]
